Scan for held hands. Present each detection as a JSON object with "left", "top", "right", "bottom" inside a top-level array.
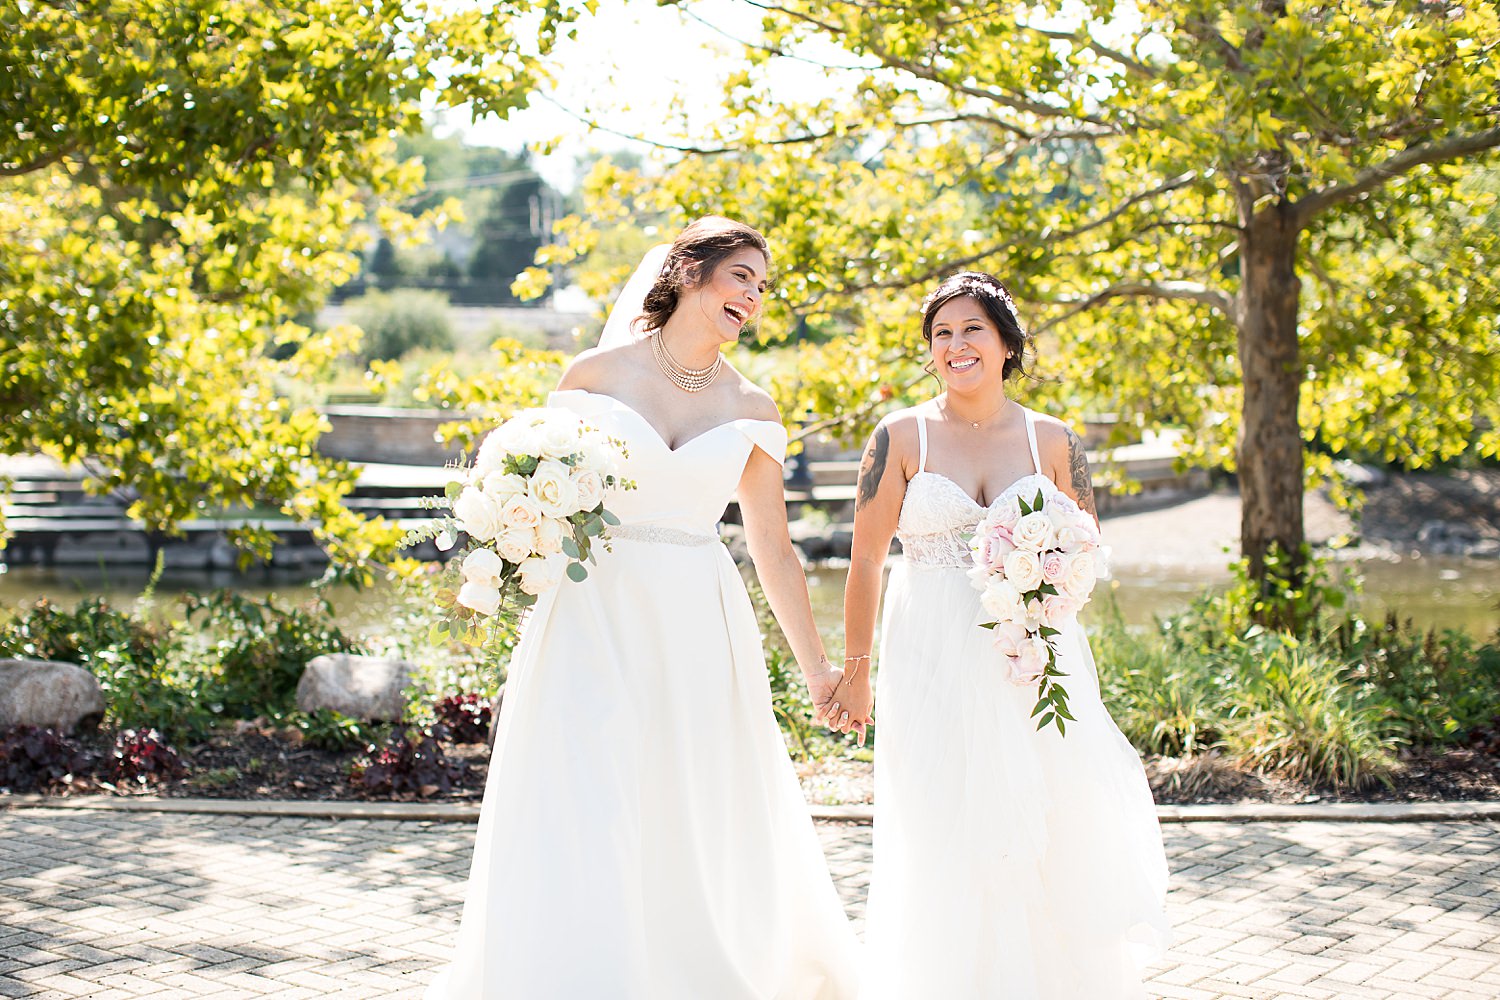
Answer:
[{"left": 806, "top": 655, "right": 873, "bottom": 747}]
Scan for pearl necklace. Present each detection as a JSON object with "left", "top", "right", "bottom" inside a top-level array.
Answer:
[{"left": 651, "top": 331, "right": 722, "bottom": 393}]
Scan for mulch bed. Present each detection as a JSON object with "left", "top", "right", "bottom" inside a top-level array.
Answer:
[{"left": 12, "top": 727, "right": 1500, "bottom": 807}]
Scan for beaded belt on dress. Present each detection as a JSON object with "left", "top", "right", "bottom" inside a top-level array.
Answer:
[{"left": 609, "top": 523, "right": 718, "bottom": 547}]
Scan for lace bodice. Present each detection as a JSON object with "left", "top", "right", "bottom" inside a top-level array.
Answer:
[{"left": 895, "top": 408, "right": 1061, "bottom": 570}]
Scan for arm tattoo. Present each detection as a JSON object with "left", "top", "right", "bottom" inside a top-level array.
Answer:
[
  {"left": 856, "top": 425, "right": 890, "bottom": 511},
  {"left": 1065, "top": 427, "right": 1097, "bottom": 518}
]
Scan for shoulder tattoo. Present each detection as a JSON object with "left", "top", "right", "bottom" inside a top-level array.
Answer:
[
  {"left": 1064, "top": 427, "right": 1096, "bottom": 517},
  {"left": 856, "top": 425, "right": 891, "bottom": 511}
]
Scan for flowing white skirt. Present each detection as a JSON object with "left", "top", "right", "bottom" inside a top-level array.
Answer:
[
  {"left": 426, "top": 538, "right": 859, "bottom": 999},
  {"left": 862, "top": 562, "right": 1170, "bottom": 1000}
]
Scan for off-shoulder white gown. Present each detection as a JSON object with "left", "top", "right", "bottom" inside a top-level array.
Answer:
[{"left": 426, "top": 389, "right": 859, "bottom": 1000}]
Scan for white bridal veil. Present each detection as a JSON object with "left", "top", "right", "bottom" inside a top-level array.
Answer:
[{"left": 596, "top": 243, "right": 671, "bottom": 350}]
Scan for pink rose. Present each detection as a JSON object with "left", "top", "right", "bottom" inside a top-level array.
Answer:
[
  {"left": 1011, "top": 637, "right": 1050, "bottom": 685},
  {"left": 991, "top": 621, "right": 1029, "bottom": 658},
  {"left": 1040, "top": 551, "right": 1068, "bottom": 585},
  {"left": 993, "top": 496, "right": 1022, "bottom": 530},
  {"left": 1042, "top": 592, "right": 1080, "bottom": 622}
]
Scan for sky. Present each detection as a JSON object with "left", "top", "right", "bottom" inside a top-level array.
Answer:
[{"left": 440, "top": 0, "right": 859, "bottom": 191}]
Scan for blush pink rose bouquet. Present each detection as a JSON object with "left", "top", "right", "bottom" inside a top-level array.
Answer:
[
  {"left": 967, "top": 488, "right": 1106, "bottom": 735},
  {"left": 401, "top": 408, "right": 633, "bottom": 644}
]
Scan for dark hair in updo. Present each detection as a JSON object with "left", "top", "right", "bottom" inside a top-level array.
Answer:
[
  {"left": 635, "top": 216, "right": 770, "bottom": 334},
  {"left": 920, "top": 271, "right": 1029, "bottom": 381}
]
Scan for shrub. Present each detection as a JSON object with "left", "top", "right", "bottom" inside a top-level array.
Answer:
[
  {"left": 1095, "top": 617, "right": 1232, "bottom": 757},
  {"left": 1224, "top": 641, "right": 1399, "bottom": 789},
  {"left": 288, "top": 709, "right": 378, "bottom": 752},
  {"left": 104, "top": 729, "right": 187, "bottom": 787},
  {"left": 0, "top": 726, "right": 96, "bottom": 792},
  {"left": 1334, "top": 612, "right": 1500, "bottom": 745},
  {"left": 183, "top": 591, "right": 366, "bottom": 719},
  {"left": 433, "top": 694, "right": 492, "bottom": 744},
  {"left": 0, "top": 598, "right": 209, "bottom": 738},
  {"left": 346, "top": 289, "right": 454, "bottom": 362},
  {"left": 351, "top": 729, "right": 466, "bottom": 797}
]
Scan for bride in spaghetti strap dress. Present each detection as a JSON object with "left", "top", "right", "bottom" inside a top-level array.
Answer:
[
  {"left": 425, "top": 218, "right": 860, "bottom": 1000},
  {"left": 838, "top": 272, "right": 1169, "bottom": 999}
]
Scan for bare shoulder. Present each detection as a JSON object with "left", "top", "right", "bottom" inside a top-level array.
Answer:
[
  {"left": 873, "top": 404, "right": 928, "bottom": 463},
  {"left": 1028, "top": 410, "right": 1080, "bottom": 464},
  {"left": 557, "top": 343, "right": 642, "bottom": 392}
]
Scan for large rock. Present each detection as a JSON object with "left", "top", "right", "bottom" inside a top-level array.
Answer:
[
  {"left": 0, "top": 659, "right": 106, "bottom": 733},
  {"left": 295, "top": 654, "right": 413, "bottom": 722}
]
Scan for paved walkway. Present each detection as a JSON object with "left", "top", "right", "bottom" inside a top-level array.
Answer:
[{"left": 1, "top": 808, "right": 1497, "bottom": 999}]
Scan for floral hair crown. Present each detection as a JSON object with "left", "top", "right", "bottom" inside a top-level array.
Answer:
[{"left": 921, "top": 271, "right": 1022, "bottom": 324}]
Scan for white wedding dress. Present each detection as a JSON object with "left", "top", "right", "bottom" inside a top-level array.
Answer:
[
  {"left": 862, "top": 409, "right": 1170, "bottom": 1000},
  {"left": 425, "top": 389, "right": 860, "bottom": 1000}
]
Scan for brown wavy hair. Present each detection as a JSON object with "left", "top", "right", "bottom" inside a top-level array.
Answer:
[
  {"left": 920, "top": 271, "right": 1029, "bottom": 381},
  {"left": 635, "top": 216, "right": 770, "bottom": 335}
]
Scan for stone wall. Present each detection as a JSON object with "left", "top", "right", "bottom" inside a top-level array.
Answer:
[{"left": 316, "top": 406, "right": 471, "bottom": 466}]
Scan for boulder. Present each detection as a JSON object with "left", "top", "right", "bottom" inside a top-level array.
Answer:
[
  {"left": 295, "top": 654, "right": 413, "bottom": 722},
  {"left": 0, "top": 659, "right": 106, "bottom": 733}
]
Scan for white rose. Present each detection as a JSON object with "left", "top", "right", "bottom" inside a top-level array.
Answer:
[
  {"left": 571, "top": 467, "right": 607, "bottom": 513},
  {"left": 992, "top": 495, "right": 1023, "bottom": 530},
  {"left": 493, "top": 411, "right": 547, "bottom": 458},
  {"left": 497, "top": 491, "right": 544, "bottom": 532},
  {"left": 452, "top": 487, "right": 505, "bottom": 542},
  {"left": 1002, "top": 548, "right": 1044, "bottom": 593},
  {"left": 533, "top": 517, "right": 567, "bottom": 555},
  {"left": 1012, "top": 637, "right": 1051, "bottom": 685},
  {"left": 1055, "top": 523, "right": 1094, "bottom": 552},
  {"left": 1011, "top": 511, "right": 1056, "bottom": 552},
  {"left": 456, "top": 581, "right": 502, "bottom": 616},
  {"left": 460, "top": 547, "right": 505, "bottom": 587},
  {"left": 472, "top": 428, "right": 511, "bottom": 476},
  {"left": 481, "top": 471, "right": 527, "bottom": 503},
  {"left": 529, "top": 459, "right": 581, "bottom": 518},
  {"left": 1062, "top": 551, "right": 1098, "bottom": 600},
  {"left": 980, "top": 577, "right": 1025, "bottom": 623},
  {"left": 538, "top": 414, "right": 586, "bottom": 460},
  {"left": 518, "top": 552, "right": 568, "bottom": 596},
  {"left": 495, "top": 526, "right": 536, "bottom": 565}
]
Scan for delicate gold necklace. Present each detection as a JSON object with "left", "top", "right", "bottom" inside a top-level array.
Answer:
[
  {"left": 651, "top": 331, "right": 722, "bottom": 393},
  {"left": 944, "top": 395, "right": 1010, "bottom": 430}
]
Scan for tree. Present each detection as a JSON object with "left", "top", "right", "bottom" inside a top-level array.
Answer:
[
  {"left": 543, "top": 0, "right": 1500, "bottom": 621},
  {"left": 1, "top": 0, "right": 583, "bottom": 575}
]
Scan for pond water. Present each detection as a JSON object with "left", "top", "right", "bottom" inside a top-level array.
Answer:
[{"left": 3, "top": 553, "right": 1495, "bottom": 645}]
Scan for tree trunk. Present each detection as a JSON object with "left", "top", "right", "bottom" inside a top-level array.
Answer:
[{"left": 1236, "top": 201, "right": 1305, "bottom": 622}]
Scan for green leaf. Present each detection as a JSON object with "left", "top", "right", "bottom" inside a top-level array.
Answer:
[
  {"left": 566, "top": 561, "right": 588, "bottom": 583},
  {"left": 601, "top": 509, "right": 621, "bottom": 526},
  {"left": 560, "top": 536, "right": 581, "bottom": 559}
]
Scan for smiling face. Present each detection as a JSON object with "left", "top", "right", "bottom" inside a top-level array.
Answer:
[
  {"left": 684, "top": 247, "right": 768, "bottom": 342},
  {"left": 928, "top": 295, "right": 1009, "bottom": 388}
]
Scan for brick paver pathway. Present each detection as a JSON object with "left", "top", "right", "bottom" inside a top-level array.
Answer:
[{"left": 1, "top": 809, "right": 1497, "bottom": 999}]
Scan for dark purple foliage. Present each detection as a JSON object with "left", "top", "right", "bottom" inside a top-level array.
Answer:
[
  {"left": 433, "top": 693, "right": 492, "bottom": 744},
  {"left": 353, "top": 730, "right": 466, "bottom": 797},
  {"left": 104, "top": 729, "right": 187, "bottom": 786},
  {"left": 0, "top": 726, "right": 97, "bottom": 792}
]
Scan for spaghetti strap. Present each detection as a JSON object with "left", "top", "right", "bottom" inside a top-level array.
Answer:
[
  {"left": 916, "top": 416, "right": 928, "bottom": 473},
  {"left": 1023, "top": 407, "right": 1042, "bottom": 474}
]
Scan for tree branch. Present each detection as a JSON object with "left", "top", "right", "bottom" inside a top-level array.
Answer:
[
  {"left": 1295, "top": 124, "right": 1500, "bottom": 223},
  {"left": 1030, "top": 280, "right": 1234, "bottom": 337},
  {"left": 0, "top": 142, "right": 75, "bottom": 176},
  {"left": 744, "top": 0, "right": 1118, "bottom": 131}
]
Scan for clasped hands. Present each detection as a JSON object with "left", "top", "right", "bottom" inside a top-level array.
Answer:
[{"left": 807, "top": 655, "right": 874, "bottom": 747}]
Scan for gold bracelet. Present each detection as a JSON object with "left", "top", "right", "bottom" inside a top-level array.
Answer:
[{"left": 844, "top": 654, "right": 871, "bottom": 663}]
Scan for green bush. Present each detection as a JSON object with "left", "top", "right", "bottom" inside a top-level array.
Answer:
[
  {"left": 0, "top": 598, "right": 211, "bottom": 738},
  {"left": 286, "top": 709, "right": 380, "bottom": 752},
  {"left": 1223, "top": 639, "right": 1399, "bottom": 789},
  {"left": 182, "top": 591, "right": 367, "bottom": 719},
  {"left": 1335, "top": 612, "right": 1500, "bottom": 745},
  {"left": 346, "top": 289, "right": 455, "bottom": 362},
  {"left": 1094, "top": 616, "right": 1232, "bottom": 757}
]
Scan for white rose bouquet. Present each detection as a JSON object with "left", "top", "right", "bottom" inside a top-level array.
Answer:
[
  {"left": 402, "top": 408, "right": 633, "bottom": 643},
  {"left": 966, "top": 488, "right": 1107, "bottom": 735}
]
